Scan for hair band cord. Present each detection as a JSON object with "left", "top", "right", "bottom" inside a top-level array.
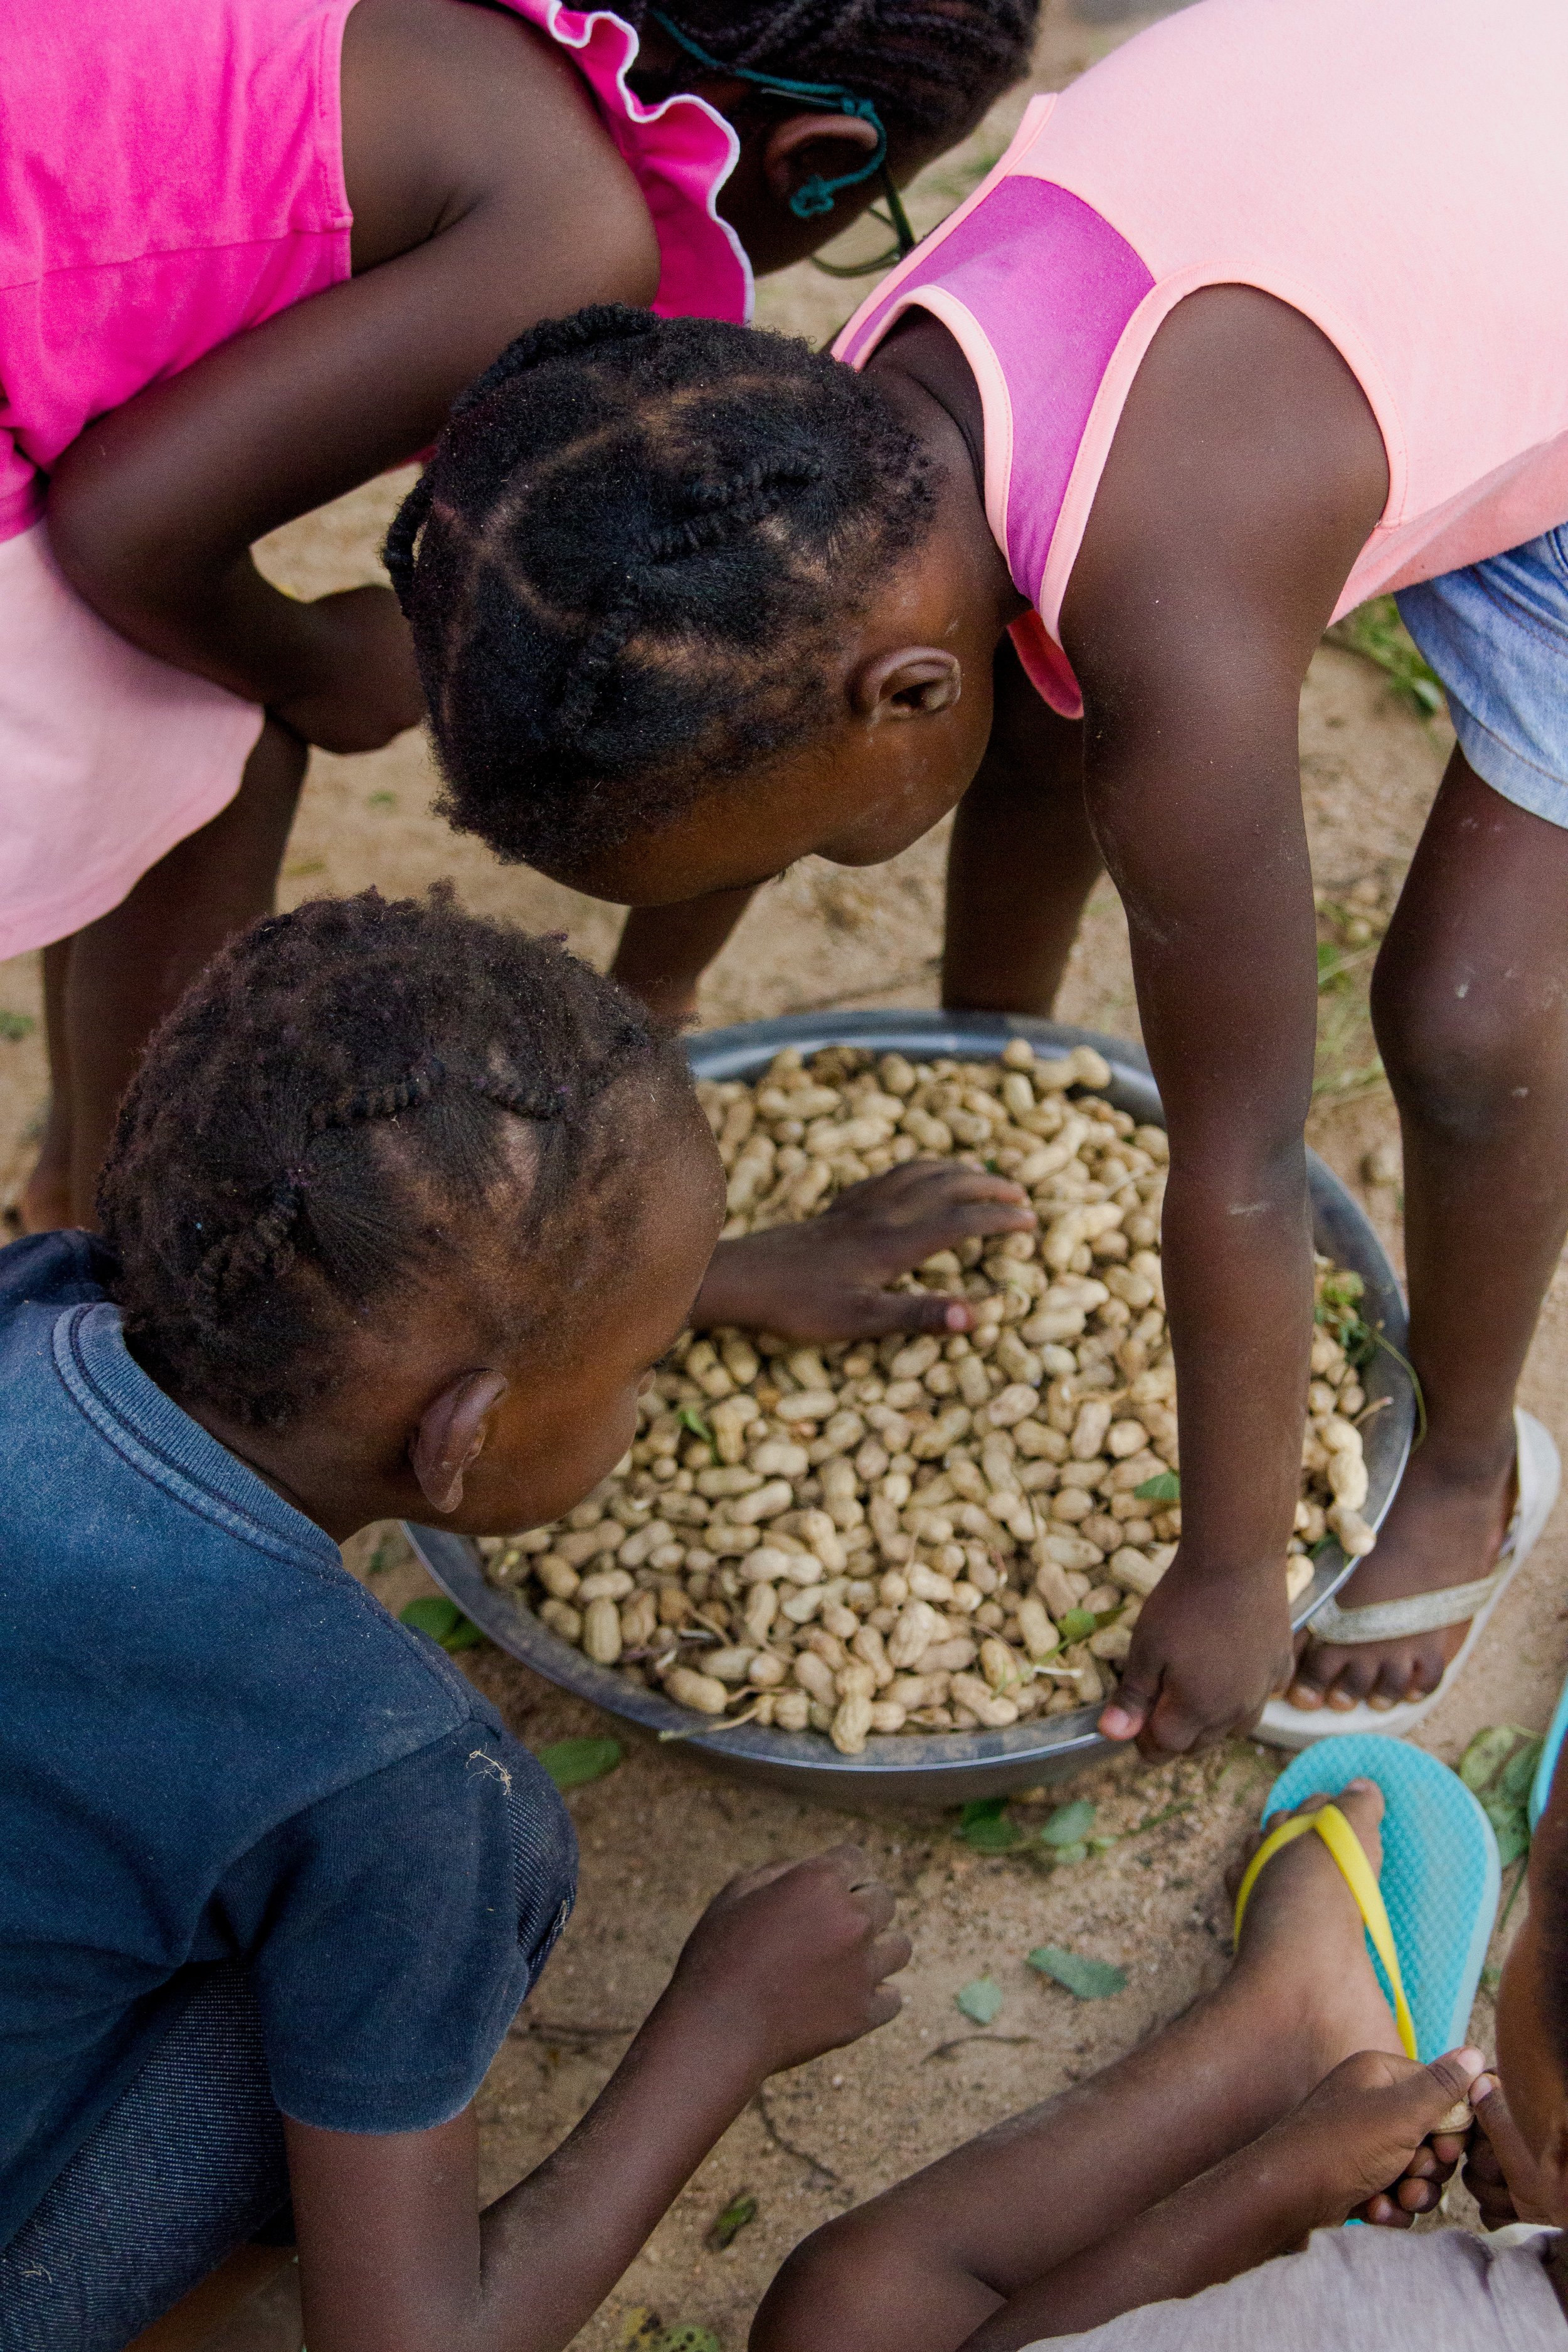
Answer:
[{"left": 648, "top": 9, "right": 916, "bottom": 257}]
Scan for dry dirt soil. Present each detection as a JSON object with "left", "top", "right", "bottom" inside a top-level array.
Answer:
[{"left": 5, "top": 5, "right": 1565, "bottom": 2346}]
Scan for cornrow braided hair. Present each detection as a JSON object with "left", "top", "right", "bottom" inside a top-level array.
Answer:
[
  {"left": 632, "top": 0, "right": 1039, "bottom": 147},
  {"left": 386, "top": 307, "right": 936, "bottom": 876},
  {"left": 98, "top": 887, "right": 694, "bottom": 1429}
]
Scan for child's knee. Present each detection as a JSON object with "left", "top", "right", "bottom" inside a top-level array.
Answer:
[
  {"left": 1372, "top": 960, "right": 1547, "bottom": 1142},
  {"left": 752, "top": 2216, "right": 900, "bottom": 2352}
]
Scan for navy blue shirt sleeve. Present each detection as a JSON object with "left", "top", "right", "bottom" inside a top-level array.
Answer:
[{"left": 220, "top": 1721, "right": 572, "bottom": 2134}]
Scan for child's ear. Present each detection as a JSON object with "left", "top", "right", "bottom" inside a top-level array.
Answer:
[
  {"left": 851, "top": 648, "right": 962, "bottom": 721},
  {"left": 410, "top": 1370, "right": 510, "bottom": 1515},
  {"left": 761, "top": 112, "right": 881, "bottom": 208}
]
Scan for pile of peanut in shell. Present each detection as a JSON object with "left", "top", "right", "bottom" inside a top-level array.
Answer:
[{"left": 480, "top": 1039, "right": 1380, "bottom": 1756}]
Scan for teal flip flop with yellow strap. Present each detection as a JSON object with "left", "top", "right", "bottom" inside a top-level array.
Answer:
[{"left": 1242, "top": 1734, "right": 1500, "bottom": 2062}]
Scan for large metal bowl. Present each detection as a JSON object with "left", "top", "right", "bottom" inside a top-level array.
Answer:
[{"left": 408, "top": 1012, "right": 1412, "bottom": 1808}]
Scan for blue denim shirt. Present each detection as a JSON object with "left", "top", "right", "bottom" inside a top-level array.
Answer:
[{"left": 0, "top": 1233, "right": 573, "bottom": 2250}]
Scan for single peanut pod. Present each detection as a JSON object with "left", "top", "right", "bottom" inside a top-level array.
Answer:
[
  {"left": 773, "top": 1388, "right": 838, "bottom": 1424},
  {"left": 979, "top": 1636, "right": 1025, "bottom": 1694},
  {"left": 620, "top": 1591, "right": 659, "bottom": 1648},
  {"left": 743, "top": 1582, "right": 779, "bottom": 1642},
  {"left": 851, "top": 1623, "right": 893, "bottom": 1687},
  {"left": 1285, "top": 1555, "right": 1314, "bottom": 1604},
  {"left": 1088, "top": 1621, "right": 1133, "bottom": 1661},
  {"left": 1327, "top": 1448, "right": 1370, "bottom": 1510},
  {"left": 1328, "top": 1501, "right": 1378, "bottom": 1557},
  {"left": 886, "top": 1597, "right": 943, "bottom": 1670},
  {"left": 538, "top": 1597, "right": 583, "bottom": 1644},
  {"left": 751, "top": 1438, "right": 810, "bottom": 1480},
  {"left": 664, "top": 1666, "right": 730, "bottom": 1715},
  {"left": 907, "top": 1562, "right": 955, "bottom": 1604},
  {"left": 803, "top": 1625, "right": 847, "bottom": 1670},
  {"left": 983, "top": 1383, "right": 1040, "bottom": 1430},
  {"left": 948, "top": 1580, "right": 985, "bottom": 1616},
  {"left": 835, "top": 1659, "right": 878, "bottom": 1701},
  {"left": 1070, "top": 1398, "right": 1115, "bottom": 1460},
  {"left": 702, "top": 1645, "right": 755, "bottom": 1685},
  {"left": 821, "top": 1599, "right": 860, "bottom": 1641},
  {"left": 535, "top": 1555, "right": 581, "bottom": 1601},
  {"left": 916, "top": 1636, "right": 978, "bottom": 1676},
  {"left": 1106, "top": 1546, "right": 1167, "bottom": 1597},
  {"left": 793, "top": 1651, "right": 839, "bottom": 1704},
  {"left": 579, "top": 1566, "right": 635, "bottom": 1602},
  {"left": 830, "top": 1692, "right": 875, "bottom": 1756},
  {"left": 1016, "top": 1596, "right": 1059, "bottom": 1659},
  {"left": 773, "top": 1689, "right": 812, "bottom": 1732},
  {"left": 582, "top": 1595, "right": 623, "bottom": 1665},
  {"left": 748, "top": 1651, "right": 787, "bottom": 1688},
  {"left": 949, "top": 1671, "right": 1019, "bottom": 1728},
  {"left": 869, "top": 1700, "right": 908, "bottom": 1734}
]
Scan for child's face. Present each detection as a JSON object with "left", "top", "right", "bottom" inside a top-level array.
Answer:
[
  {"left": 447, "top": 1106, "right": 728, "bottom": 1537},
  {"left": 1493, "top": 1787, "right": 1568, "bottom": 2225}
]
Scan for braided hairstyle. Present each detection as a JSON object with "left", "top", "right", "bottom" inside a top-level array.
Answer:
[
  {"left": 386, "top": 307, "right": 936, "bottom": 874},
  {"left": 632, "top": 1, "right": 1040, "bottom": 149},
  {"left": 97, "top": 887, "right": 695, "bottom": 1429}
]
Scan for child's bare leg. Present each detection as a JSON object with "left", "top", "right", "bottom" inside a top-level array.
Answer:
[
  {"left": 942, "top": 652, "right": 1099, "bottom": 1015},
  {"left": 755, "top": 1785, "right": 1401, "bottom": 2352},
  {"left": 610, "top": 885, "right": 760, "bottom": 1022},
  {"left": 29, "top": 718, "right": 307, "bottom": 1229},
  {"left": 1288, "top": 750, "right": 1568, "bottom": 1710}
]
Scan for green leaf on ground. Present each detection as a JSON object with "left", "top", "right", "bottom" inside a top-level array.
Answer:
[
  {"left": 677, "top": 1406, "right": 714, "bottom": 1443},
  {"left": 0, "top": 1009, "right": 34, "bottom": 1042},
  {"left": 367, "top": 789, "right": 398, "bottom": 808},
  {"left": 1027, "top": 1946, "right": 1128, "bottom": 2001},
  {"left": 1040, "top": 1800, "right": 1097, "bottom": 1848},
  {"left": 656, "top": 2331, "right": 721, "bottom": 2352},
  {"left": 707, "top": 2192, "right": 758, "bottom": 2250},
  {"left": 955, "top": 1977, "right": 1005, "bottom": 2026},
  {"left": 1057, "top": 1608, "right": 1097, "bottom": 1642},
  {"left": 1459, "top": 1724, "right": 1542, "bottom": 1870},
  {"left": 538, "top": 1737, "right": 624, "bottom": 1790},
  {"left": 959, "top": 1804, "right": 1024, "bottom": 1853},
  {"left": 1133, "top": 1471, "right": 1180, "bottom": 1505},
  {"left": 399, "top": 1594, "right": 483, "bottom": 1651}
]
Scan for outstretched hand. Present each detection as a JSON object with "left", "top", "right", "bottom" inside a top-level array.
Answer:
[{"left": 691, "top": 1160, "right": 1034, "bottom": 1342}]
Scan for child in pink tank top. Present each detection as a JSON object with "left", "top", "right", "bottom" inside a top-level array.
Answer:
[
  {"left": 391, "top": 0, "right": 1568, "bottom": 1767},
  {"left": 4, "top": 0, "right": 1037, "bottom": 1234}
]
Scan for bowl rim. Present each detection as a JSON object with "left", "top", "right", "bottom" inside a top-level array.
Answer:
[{"left": 406, "top": 1011, "right": 1411, "bottom": 1791}]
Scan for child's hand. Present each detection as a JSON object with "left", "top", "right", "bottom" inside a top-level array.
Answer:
[
  {"left": 1269, "top": 2047, "right": 1486, "bottom": 2227},
  {"left": 1463, "top": 2074, "right": 1556, "bottom": 2229},
  {"left": 270, "top": 585, "right": 426, "bottom": 753},
  {"left": 1098, "top": 1555, "right": 1295, "bottom": 1754},
  {"left": 692, "top": 1162, "right": 1034, "bottom": 1342},
  {"left": 660, "top": 1843, "right": 910, "bottom": 2080}
]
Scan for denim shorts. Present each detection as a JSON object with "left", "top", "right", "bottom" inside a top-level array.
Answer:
[{"left": 1397, "top": 524, "right": 1568, "bottom": 828}]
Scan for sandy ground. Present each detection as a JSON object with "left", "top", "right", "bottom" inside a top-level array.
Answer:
[{"left": 5, "top": 4, "right": 1565, "bottom": 2345}]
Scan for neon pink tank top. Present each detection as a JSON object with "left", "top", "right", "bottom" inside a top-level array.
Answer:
[
  {"left": 835, "top": 0, "right": 1568, "bottom": 718},
  {"left": 0, "top": 0, "right": 750, "bottom": 546}
]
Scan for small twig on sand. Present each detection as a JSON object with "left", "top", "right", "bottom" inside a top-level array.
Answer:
[
  {"left": 752, "top": 2089, "right": 844, "bottom": 2193},
  {"left": 922, "top": 2034, "right": 1037, "bottom": 2062}
]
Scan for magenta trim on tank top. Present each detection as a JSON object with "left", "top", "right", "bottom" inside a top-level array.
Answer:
[{"left": 837, "top": 179, "right": 1151, "bottom": 716}]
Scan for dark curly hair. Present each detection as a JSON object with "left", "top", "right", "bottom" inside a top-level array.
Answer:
[
  {"left": 97, "top": 887, "right": 696, "bottom": 1429},
  {"left": 631, "top": 0, "right": 1040, "bottom": 147},
  {"left": 384, "top": 307, "right": 936, "bottom": 876}
]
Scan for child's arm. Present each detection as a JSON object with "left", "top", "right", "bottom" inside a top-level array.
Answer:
[
  {"left": 283, "top": 1844, "right": 906, "bottom": 2352},
  {"left": 1057, "top": 287, "right": 1390, "bottom": 1756},
  {"left": 45, "top": 0, "right": 659, "bottom": 751},
  {"left": 961, "top": 2049, "right": 1483, "bottom": 2348}
]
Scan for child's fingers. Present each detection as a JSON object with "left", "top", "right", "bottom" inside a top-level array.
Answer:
[{"left": 843, "top": 1287, "right": 975, "bottom": 1338}]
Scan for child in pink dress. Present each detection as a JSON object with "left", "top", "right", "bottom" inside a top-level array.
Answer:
[
  {"left": 388, "top": 0, "right": 1568, "bottom": 1745},
  {"left": 2, "top": 0, "right": 1037, "bottom": 1227}
]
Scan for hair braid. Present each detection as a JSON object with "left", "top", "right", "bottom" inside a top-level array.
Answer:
[
  {"left": 98, "top": 887, "right": 694, "bottom": 1429},
  {"left": 389, "top": 310, "right": 936, "bottom": 873}
]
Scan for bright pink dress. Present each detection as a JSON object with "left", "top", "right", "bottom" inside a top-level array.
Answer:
[
  {"left": 835, "top": 0, "right": 1568, "bottom": 720},
  {"left": 0, "top": 0, "right": 750, "bottom": 960}
]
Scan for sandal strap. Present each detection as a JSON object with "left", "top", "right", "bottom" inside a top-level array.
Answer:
[
  {"left": 1305, "top": 1562, "right": 1508, "bottom": 1647},
  {"left": 1233, "top": 1802, "right": 1416, "bottom": 2060}
]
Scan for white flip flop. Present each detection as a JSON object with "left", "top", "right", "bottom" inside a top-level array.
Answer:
[{"left": 1257, "top": 1409, "right": 1560, "bottom": 1752}]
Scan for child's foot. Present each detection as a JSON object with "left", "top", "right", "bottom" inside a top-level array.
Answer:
[
  {"left": 1284, "top": 1440, "right": 1516, "bottom": 1714},
  {"left": 1231, "top": 1781, "right": 1404, "bottom": 2082}
]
